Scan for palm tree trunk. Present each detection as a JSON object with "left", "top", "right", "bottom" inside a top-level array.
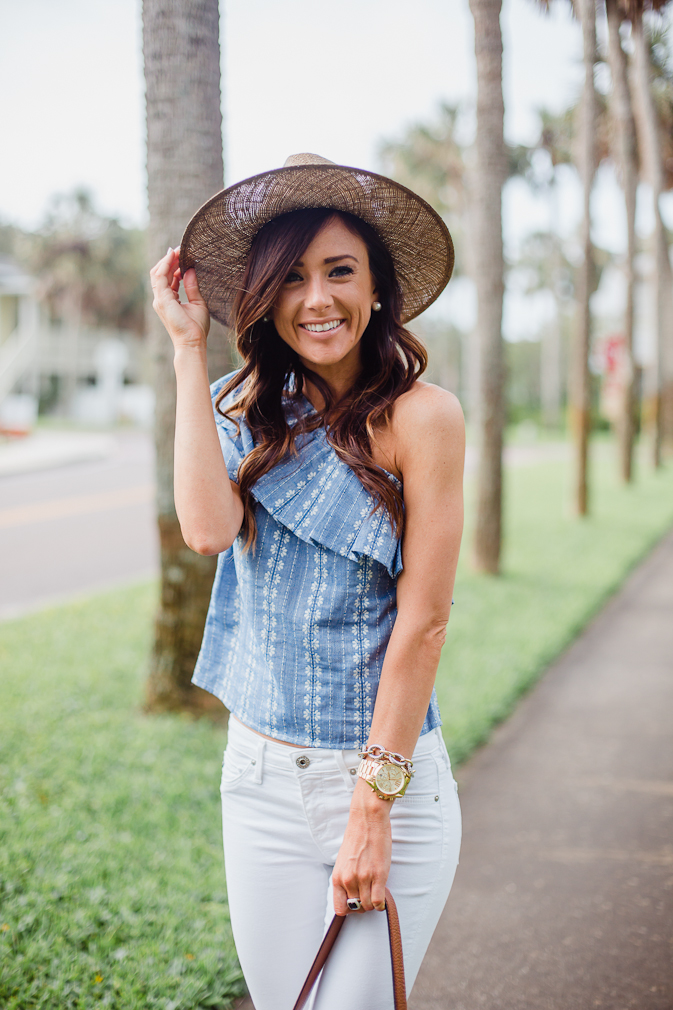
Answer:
[
  {"left": 143, "top": 0, "right": 229, "bottom": 717},
  {"left": 631, "top": 15, "right": 673, "bottom": 468},
  {"left": 469, "top": 0, "right": 507, "bottom": 575},
  {"left": 605, "top": 0, "right": 638, "bottom": 482},
  {"left": 571, "top": 0, "right": 597, "bottom": 516}
]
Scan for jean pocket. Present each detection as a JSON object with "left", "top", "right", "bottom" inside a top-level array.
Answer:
[{"left": 220, "top": 746, "right": 257, "bottom": 791}]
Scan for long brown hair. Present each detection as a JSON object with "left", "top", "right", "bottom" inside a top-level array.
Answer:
[{"left": 215, "top": 207, "right": 427, "bottom": 548}]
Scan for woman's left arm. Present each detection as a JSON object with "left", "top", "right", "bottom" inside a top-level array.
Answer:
[{"left": 332, "top": 384, "right": 465, "bottom": 915}]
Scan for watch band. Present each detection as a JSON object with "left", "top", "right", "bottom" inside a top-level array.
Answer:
[{"left": 357, "top": 757, "right": 411, "bottom": 799}]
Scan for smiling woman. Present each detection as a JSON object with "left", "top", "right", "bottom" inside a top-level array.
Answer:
[{"left": 149, "top": 153, "right": 464, "bottom": 1010}]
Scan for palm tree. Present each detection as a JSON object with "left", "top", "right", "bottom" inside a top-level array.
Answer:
[
  {"left": 605, "top": 0, "right": 639, "bottom": 481},
  {"left": 630, "top": 6, "right": 673, "bottom": 466},
  {"left": 569, "top": 0, "right": 598, "bottom": 516},
  {"left": 468, "top": 0, "right": 508, "bottom": 574},
  {"left": 143, "top": 0, "right": 229, "bottom": 716},
  {"left": 647, "top": 22, "right": 673, "bottom": 448}
]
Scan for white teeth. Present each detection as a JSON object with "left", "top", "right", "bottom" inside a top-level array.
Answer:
[{"left": 303, "top": 320, "right": 343, "bottom": 332}]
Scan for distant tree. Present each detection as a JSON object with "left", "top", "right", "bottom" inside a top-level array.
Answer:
[
  {"left": 379, "top": 105, "right": 476, "bottom": 411},
  {"left": 143, "top": 0, "right": 230, "bottom": 718},
  {"left": 468, "top": 0, "right": 508, "bottom": 574},
  {"left": 1, "top": 189, "right": 147, "bottom": 335},
  {"left": 379, "top": 103, "right": 469, "bottom": 272},
  {"left": 525, "top": 108, "right": 574, "bottom": 428},
  {"left": 512, "top": 228, "right": 574, "bottom": 423}
]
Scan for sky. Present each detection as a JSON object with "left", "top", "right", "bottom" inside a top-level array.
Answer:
[
  {"left": 1, "top": 0, "right": 668, "bottom": 341},
  {"left": 1, "top": 0, "right": 582, "bottom": 229}
]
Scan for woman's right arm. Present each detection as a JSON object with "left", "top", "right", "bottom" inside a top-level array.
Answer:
[{"left": 150, "top": 248, "right": 244, "bottom": 555}]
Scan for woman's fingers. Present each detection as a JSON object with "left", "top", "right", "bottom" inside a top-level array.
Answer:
[
  {"left": 150, "top": 247, "right": 178, "bottom": 296},
  {"left": 334, "top": 873, "right": 387, "bottom": 914},
  {"left": 333, "top": 884, "right": 349, "bottom": 917},
  {"left": 182, "top": 267, "right": 206, "bottom": 306},
  {"left": 371, "top": 881, "right": 387, "bottom": 912},
  {"left": 148, "top": 246, "right": 210, "bottom": 346}
]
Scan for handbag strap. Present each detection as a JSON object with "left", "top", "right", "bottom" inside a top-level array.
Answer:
[{"left": 291, "top": 887, "right": 407, "bottom": 1010}]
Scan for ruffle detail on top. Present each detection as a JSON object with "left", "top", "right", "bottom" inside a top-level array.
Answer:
[{"left": 210, "top": 372, "right": 403, "bottom": 579}]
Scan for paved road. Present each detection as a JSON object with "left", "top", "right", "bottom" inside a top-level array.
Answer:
[
  {"left": 410, "top": 528, "right": 673, "bottom": 1010},
  {"left": 0, "top": 432, "right": 157, "bottom": 620}
]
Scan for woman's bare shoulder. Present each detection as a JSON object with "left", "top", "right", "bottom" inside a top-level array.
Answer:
[
  {"left": 371, "top": 382, "right": 464, "bottom": 479},
  {"left": 391, "top": 381, "right": 464, "bottom": 442}
]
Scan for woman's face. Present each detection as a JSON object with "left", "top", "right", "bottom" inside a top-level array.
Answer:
[{"left": 271, "top": 216, "right": 377, "bottom": 377}]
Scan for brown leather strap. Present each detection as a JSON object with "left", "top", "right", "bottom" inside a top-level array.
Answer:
[
  {"left": 384, "top": 890, "right": 407, "bottom": 1010},
  {"left": 291, "top": 887, "right": 407, "bottom": 1010}
]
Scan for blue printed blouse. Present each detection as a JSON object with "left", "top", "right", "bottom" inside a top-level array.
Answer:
[{"left": 192, "top": 372, "right": 442, "bottom": 749}]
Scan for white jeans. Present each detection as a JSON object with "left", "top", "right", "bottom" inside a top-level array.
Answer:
[{"left": 221, "top": 717, "right": 461, "bottom": 1010}]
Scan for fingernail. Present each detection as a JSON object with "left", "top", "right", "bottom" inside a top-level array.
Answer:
[{"left": 166, "top": 247, "right": 173, "bottom": 256}]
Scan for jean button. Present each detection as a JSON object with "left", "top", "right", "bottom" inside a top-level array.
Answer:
[{"left": 296, "top": 755, "right": 310, "bottom": 769}]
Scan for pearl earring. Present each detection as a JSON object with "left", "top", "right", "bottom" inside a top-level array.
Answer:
[
  {"left": 372, "top": 301, "right": 382, "bottom": 312},
  {"left": 263, "top": 314, "right": 271, "bottom": 322}
]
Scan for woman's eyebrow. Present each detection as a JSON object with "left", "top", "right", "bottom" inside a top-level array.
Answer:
[{"left": 293, "top": 254, "right": 359, "bottom": 267}]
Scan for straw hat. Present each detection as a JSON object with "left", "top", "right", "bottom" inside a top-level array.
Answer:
[{"left": 179, "top": 153, "right": 454, "bottom": 325}]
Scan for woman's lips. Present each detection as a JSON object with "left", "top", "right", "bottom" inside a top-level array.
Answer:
[{"left": 299, "top": 319, "right": 346, "bottom": 334}]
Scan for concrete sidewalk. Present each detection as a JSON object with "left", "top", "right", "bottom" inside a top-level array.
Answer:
[{"left": 410, "top": 528, "right": 673, "bottom": 1010}]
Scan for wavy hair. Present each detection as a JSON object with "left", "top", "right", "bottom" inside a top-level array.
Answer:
[{"left": 215, "top": 207, "right": 427, "bottom": 549}]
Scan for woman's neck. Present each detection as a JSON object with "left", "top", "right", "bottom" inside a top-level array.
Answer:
[{"left": 300, "top": 350, "right": 362, "bottom": 412}]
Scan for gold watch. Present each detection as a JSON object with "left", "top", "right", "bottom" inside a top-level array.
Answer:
[{"left": 357, "top": 757, "right": 411, "bottom": 800}]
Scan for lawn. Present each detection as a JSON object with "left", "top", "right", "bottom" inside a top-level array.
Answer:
[
  {"left": 2, "top": 444, "right": 673, "bottom": 1008},
  {"left": 0, "top": 588, "right": 241, "bottom": 1010}
]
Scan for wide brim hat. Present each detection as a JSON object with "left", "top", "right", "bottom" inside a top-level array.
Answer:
[{"left": 179, "top": 153, "right": 454, "bottom": 326}]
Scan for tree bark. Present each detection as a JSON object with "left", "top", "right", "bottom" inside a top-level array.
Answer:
[
  {"left": 143, "top": 0, "right": 230, "bottom": 717},
  {"left": 605, "top": 0, "right": 638, "bottom": 482},
  {"left": 469, "top": 0, "right": 507, "bottom": 575},
  {"left": 631, "top": 15, "right": 673, "bottom": 467},
  {"left": 571, "top": 0, "right": 597, "bottom": 516}
]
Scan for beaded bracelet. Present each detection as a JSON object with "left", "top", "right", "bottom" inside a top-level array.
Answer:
[{"left": 358, "top": 743, "right": 414, "bottom": 778}]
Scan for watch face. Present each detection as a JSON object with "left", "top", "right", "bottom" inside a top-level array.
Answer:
[{"left": 375, "top": 763, "right": 406, "bottom": 796}]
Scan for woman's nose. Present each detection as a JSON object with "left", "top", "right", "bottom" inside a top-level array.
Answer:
[{"left": 304, "top": 275, "right": 332, "bottom": 311}]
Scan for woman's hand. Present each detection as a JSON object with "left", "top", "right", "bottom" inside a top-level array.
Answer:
[
  {"left": 150, "top": 247, "right": 211, "bottom": 351},
  {"left": 332, "top": 780, "right": 392, "bottom": 915}
]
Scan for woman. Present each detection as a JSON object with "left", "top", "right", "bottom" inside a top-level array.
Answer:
[{"left": 150, "top": 154, "right": 464, "bottom": 1010}]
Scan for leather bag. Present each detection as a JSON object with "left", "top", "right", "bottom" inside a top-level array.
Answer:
[{"left": 291, "top": 887, "right": 407, "bottom": 1010}]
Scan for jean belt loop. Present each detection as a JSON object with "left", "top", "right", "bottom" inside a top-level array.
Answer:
[{"left": 253, "top": 738, "right": 265, "bottom": 784}]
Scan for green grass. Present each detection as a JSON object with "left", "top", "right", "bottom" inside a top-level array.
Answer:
[
  {"left": 2, "top": 443, "right": 673, "bottom": 1008},
  {"left": 0, "top": 587, "right": 243, "bottom": 1010},
  {"left": 437, "top": 447, "right": 673, "bottom": 763}
]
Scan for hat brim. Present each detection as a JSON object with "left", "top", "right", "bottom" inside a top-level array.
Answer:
[{"left": 179, "top": 163, "right": 454, "bottom": 326}]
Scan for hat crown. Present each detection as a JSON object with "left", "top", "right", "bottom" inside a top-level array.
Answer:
[{"left": 283, "top": 153, "right": 335, "bottom": 168}]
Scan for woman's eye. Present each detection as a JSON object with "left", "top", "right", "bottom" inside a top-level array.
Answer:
[
  {"left": 285, "top": 271, "right": 302, "bottom": 283},
  {"left": 330, "top": 265, "right": 354, "bottom": 278}
]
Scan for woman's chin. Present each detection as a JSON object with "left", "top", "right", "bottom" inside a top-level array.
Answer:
[{"left": 298, "top": 341, "right": 359, "bottom": 371}]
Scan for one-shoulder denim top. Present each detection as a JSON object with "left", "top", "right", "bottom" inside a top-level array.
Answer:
[{"left": 192, "top": 371, "right": 442, "bottom": 749}]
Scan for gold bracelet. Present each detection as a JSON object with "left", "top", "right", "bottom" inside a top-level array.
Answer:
[{"left": 358, "top": 744, "right": 414, "bottom": 778}]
